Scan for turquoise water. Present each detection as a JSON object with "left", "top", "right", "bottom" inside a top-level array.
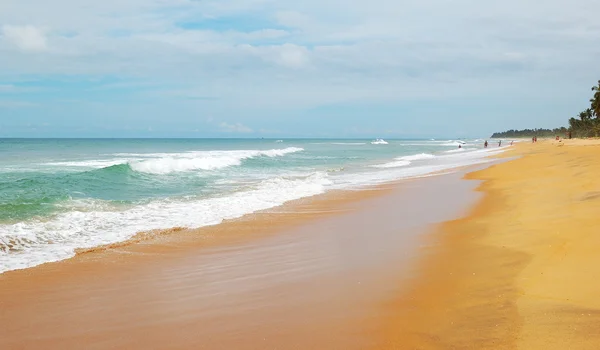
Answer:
[{"left": 0, "top": 138, "right": 505, "bottom": 272}]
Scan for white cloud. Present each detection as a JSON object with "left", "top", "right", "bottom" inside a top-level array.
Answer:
[
  {"left": 275, "top": 11, "right": 312, "bottom": 29},
  {"left": 0, "top": 0, "right": 598, "bottom": 134},
  {"left": 275, "top": 43, "right": 310, "bottom": 68},
  {"left": 219, "top": 122, "right": 253, "bottom": 133},
  {"left": 238, "top": 43, "right": 310, "bottom": 68},
  {"left": 2, "top": 25, "right": 48, "bottom": 52}
]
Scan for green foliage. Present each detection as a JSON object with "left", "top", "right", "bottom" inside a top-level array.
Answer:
[
  {"left": 591, "top": 80, "right": 600, "bottom": 118},
  {"left": 491, "top": 128, "right": 567, "bottom": 138},
  {"left": 492, "top": 79, "right": 600, "bottom": 138},
  {"left": 571, "top": 80, "right": 600, "bottom": 137}
]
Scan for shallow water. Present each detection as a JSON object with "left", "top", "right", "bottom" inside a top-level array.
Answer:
[{"left": 0, "top": 138, "right": 506, "bottom": 272}]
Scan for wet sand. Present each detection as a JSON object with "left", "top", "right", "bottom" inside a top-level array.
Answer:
[
  {"left": 0, "top": 168, "right": 486, "bottom": 349},
  {"left": 378, "top": 139, "right": 600, "bottom": 349}
]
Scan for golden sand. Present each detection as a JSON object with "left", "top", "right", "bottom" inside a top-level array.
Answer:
[{"left": 378, "top": 139, "right": 600, "bottom": 349}]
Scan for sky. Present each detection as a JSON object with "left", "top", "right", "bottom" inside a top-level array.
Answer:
[{"left": 0, "top": 0, "right": 599, "bottom": 138}]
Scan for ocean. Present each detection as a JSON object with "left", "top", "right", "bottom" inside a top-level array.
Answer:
[{"left": 0, "top": 138, "right": 506, "bottom": 273}]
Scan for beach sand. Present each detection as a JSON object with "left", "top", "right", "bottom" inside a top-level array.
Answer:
[
  {"left": 2, "top": 139, "right": 600, "bottom": 349},
  {"left": 0, "top": 169, "right": 484, "bottom": 349},
  {"left": 377, "top": 138, "right": 600, "bottom": 349}
]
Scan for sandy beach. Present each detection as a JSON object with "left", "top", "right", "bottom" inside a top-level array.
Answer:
[
  {"left": 378, "top": 138, "right": 600, "bottom": 349},
  {"left": 2, "top": 139, "right": 600, "bottom": 349}
]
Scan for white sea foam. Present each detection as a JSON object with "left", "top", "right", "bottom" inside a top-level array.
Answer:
[
  {"left": 398, "top": 153, "right": 436, "bottom": 161},
  {"left": 0, "top": 171, "right": 331, "bottom": 273},
  {"left": 440, "top": 141, "right": 467, "bottom": 147},
  {"left": 371, "top": 153, "right": 435, "bottom": 169},
  {"left": 44, "top": 159, "right": 131, "bottom": 168},
  {"left": 370, "top": 160, "right": 411, "bottom": 169},
  {"left": 371, "top": 139, "right": 388, "bottom": 145},
  {"left": 130, "top": 156, "right": 239, "bottom": 174},
  {"left": 444, "top": 148, "right": 467, "bottom": 153},
  {"left": 127, "top": 147, "right": 304, "bottom": 175},
  {"left": 43, "top": 148, "right": 303, "bottom": 174},
  {"left": 334, "top": 147, "right": 505, "bottom": 189}
]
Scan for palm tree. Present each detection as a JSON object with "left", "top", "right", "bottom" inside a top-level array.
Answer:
[
  {"left": 592, "top": 80, "right": 600, "bottom": 118},
  {"left": 579, "top": 110, "right": 591, "bottom": 121},
  {"left": 569, "top": 117, "right": 581, "bottom": 131}
]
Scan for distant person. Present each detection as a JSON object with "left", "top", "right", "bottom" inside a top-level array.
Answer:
[
  {"left": 568, "top": 131, "right": 572, "bottom": 139},
  {"left": 498, "top": 140, "right": 502, "bottom": 147},
  {"left": 532, "top": 137, "right": 535, "bottom": 143},
  {"left": 484, "top": 140, "right": 488, "bottom": 148},
  {"left": 510, "top": 141, "right": 514, "bottom": 146},
  {"left": 459, "top": 144, "right": 462, "bottom": 149},
  {"left": 556, "top": 135, "right": 560, "bottom": 141}
]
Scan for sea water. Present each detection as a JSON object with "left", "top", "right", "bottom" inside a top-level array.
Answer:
[{"left": 0, "top": 138, "right": 506, "bottom": 273}]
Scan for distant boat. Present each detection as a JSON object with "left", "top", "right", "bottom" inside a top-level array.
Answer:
[{"left": 371, "top": 139, "right": 389, "bottom": 145}]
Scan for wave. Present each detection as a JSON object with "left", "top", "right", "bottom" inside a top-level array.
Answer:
[
  {"left": 440, "top": 141, "right": 467, "bottom": 147},
  {"left": 44, "top": 159, "right": 130, "bottom": 168},
  {"left": 0, "top": 171, "right": 331, "bottom": 273},
  {"left": 44, "top": 148, "right": 304, "bottom": 175},
  {"left": 370, "top": 160, "right": 411, "bottom": 169},
  {"left": 334, "top": 147, "right": 506, "bottom": 189},
  {"left": 129, "top": 147, "right": 303, "bottom": 175},
  {"left": 371, "top": 139, "right": 388, "bottom": 145},
  {"left": 370, "top": 153, "right": 435, "bottom": 169},
  {"left": 398, "top": 153, "right": 436, "bottom": 161},
  {"left": 444, "top": 148, "right": 468, "bottom": 153}
]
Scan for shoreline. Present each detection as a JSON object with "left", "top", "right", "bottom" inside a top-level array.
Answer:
[
  {"left": 0, "top": 162, "right": 492, "bottom": 349},
  {"left": 376, "top": 138, "right": 600, "bottom": 349},
  {"left": 1, "top": 152, "right": 502, "bottom": 276}
]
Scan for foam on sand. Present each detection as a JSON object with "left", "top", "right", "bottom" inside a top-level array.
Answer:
[{"left": 0, "top": 171, "right": 330, "bottom": 273}]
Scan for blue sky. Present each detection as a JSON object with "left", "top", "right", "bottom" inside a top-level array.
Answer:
[{"left": 0, "top": 0, "right": 599, "bottom": 138}]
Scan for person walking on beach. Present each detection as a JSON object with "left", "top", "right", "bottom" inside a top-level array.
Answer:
[
  {"left": 498, "top": 140, "right": 502, "bottom": 147},
  {"left": 484, "top": 140, "right": 488, "bottom": 148},
  {"left": 510, "top": 141, "right": 514, "bottom": 146}
]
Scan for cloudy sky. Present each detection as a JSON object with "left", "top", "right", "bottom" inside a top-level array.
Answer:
[{"left": 1, "top": 0, "right": 599, "bottom": 138}]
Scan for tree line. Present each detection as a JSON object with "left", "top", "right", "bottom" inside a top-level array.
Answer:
[
  {"left": 491, "top": 128, "right": 567, "bottom": 138},
  {"left": 492, "top": 80, "right": 600, "bottom": 138}
]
